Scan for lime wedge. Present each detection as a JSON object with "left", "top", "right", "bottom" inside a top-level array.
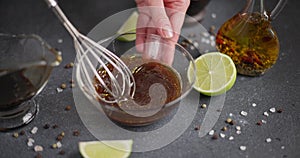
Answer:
[
  {"left": 188, "top": 52, "right": 237, "bottom": 96},
  {"left": 117, "top": 11, "right": 139, "bottom": 41},
  {"left": 79, "top": 140, "right": 133, "bottom": 158}
]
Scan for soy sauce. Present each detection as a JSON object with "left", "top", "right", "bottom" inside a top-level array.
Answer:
[
  {"left": 94, "top": 58, "right": 181, "bottom": 108},
  {"left": 0, "top": 65, "right": 49, "bottom": 111},
  {"left": 0, "top": 69, "right": 36, "bottom": 111}
]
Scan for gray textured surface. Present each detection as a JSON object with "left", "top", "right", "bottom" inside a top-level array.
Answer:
[{"left": 0, "top": 0, "right": 299, "bottom": 157}]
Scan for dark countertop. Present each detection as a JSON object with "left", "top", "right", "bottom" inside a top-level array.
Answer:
[{"left": 0, "top": 0, "right": 299, "bottom": 157}]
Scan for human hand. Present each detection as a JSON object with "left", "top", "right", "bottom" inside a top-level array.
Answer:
[{"left": 135, "top": 0, "right": 190, "bottom": 64}]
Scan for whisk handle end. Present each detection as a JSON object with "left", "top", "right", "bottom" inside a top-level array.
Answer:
[{"left": 45, "top": 0, "right": 57, "bottom": 7}]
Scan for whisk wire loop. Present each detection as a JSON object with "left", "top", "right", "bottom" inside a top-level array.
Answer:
[{"left": 46, "top": 0, "right": 136, "bottom": 103}]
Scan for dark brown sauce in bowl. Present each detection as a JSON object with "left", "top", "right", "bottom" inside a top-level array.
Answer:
[{"left": 94, "top": 57, "right": 182, "bottom": 126}]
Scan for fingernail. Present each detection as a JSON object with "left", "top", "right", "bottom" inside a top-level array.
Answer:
[{"left": 163, "top": 28, "right": 173, "bottom": 38}]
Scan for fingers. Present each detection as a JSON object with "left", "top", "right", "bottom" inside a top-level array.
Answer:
[
  {"left": 135, "top": 12, "right": 149, "bottom": 53},
  {"left": 148, "top": 7, "right": 173, "bottom": 38},
  {"left": 135, "top": 0, "right": 190, "bottom": 64},
  {"left": 136, "top": 0, "right": 174, "bottom": 38},
  {"left": 159, "top": 9, "right": 187, "bottom": 64}
]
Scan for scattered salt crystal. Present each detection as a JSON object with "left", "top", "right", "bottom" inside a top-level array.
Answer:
[
  {"left": 57, "top": 39, "right": 63, "bottom": 43},
  {"left": 266, "top": 138, "right": 272, "bottom": 143},
  {"left": 240, "top": 146, "right": 246, "bottom": 151},
  {"left": 31, "top": 127, "right": 38, "bottom": 134},
  {"left": 229, "top": 113, "right": 233, "bottom": 117},
  {"left": 56, "top": 141, "right": 62, "bottom": 148},
  {"left": 240, "top": 111, "right": 248, "bottom": 116},
  {"left": 236, "top": 130, "right": 241, "bottom": 135},
  {"left": 202, "top": 32, "right": 209, "bottom": 37},
  {"left": 252, "top": 103, "right": 257, "bottom": 107},
  {"left": 190, "top": 45, "right": 195, "bottom": 50},
  {"left": 22, "top": 113, "right": 32, "bottom": 122},
  {"left": 263, "top": 112, "right": 269, "bottom": 117},
  {"left": 236, "top": 126, "right": 241, "bottom": 131},
  {"left": 27, "top": 138, "right": 35, "bottom": 147},
  {"left": 27, "top": 141, "right": 34, "bottom": 147},
  {"left": 281, "top": 146, "right": 285, "bottom": 149},
  {"left": 229, "top": 136, "right": 234, "bottom": 140},
  {"left": 56, "top": 87, "right": 63, "bottom": 93},
  {"left": 269, "top": 107, "right": 276, "bottom": 113},
  {"left": 34, "top": 145, "right": 44, "bottom": 152},
  {"left": 220, "top": 133, "right": 225, "bottom": 138},
  {"left": 28, "top": 138, "right": 35, "bottom": 143},
  {"left": 208, "top": 130, "right": 215, "bottom": 136},
  {"left": 210, "top": 41, "right": 216, "bottom": 47},
  {"left": 193, "top": 41, "right": 199, "bottom": 48},
  {"left": 211, "top": 13, "right": 217, "bottom": 19},
  {"left": 13, "top": 132, "right": 19, "bottom": 138},
  {"left": 261, "top": 120, "right": 267, "bottom": 124}
]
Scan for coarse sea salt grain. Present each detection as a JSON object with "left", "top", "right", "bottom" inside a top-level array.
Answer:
[
  {"left": 240, "top": 111, "right": 248, "bottom": 116},
  {"left": 57, "top": 39, "right": 63, "bottom": 43},
  {"left": 240, "top": 146, "right": 246, "bottom": 151},
  {"left": 263, "top": 112, "right": 269, "bottom": 117},
  {"left": 236, "top": 130, "right": 241, "bottom": 135},
  {"left": 229, "top": 136, "right": 234, "bottom": 140},
  {"left": 208, "top": 130, "right": 215, "bottom": 136},
  {"left": 210, "top": 41, "right": 216, "bottom": 47},
  {"left": 220, "top": 133, "right": 225, "bottom": 138},
  {"left": 266, "top": 138, "right": 272, "bottom": 143},
  {"left": 27, "top": 138, "right": 35, "bottom": 147},
  {"left": 56, "top": 87, "right": 63, "bottom": 93},
  {"left": 262, "top": 120, "right": 267, "bottom": 124},
  {"left": 252, "top": 103, "right": 257, "bottom": 107},
  {"left": 56, "top": 141, "right": 62, "bottom": 148},
  {"left": 34, "top": 145, "right": 44, "bottom": 152},
  {"left": 31, "top": 127, "right": 38, "bottom": 134},
  {"left": 236, "top": 126, "right": 241, "bottom": 131},
  {"left": 23, "top": 113, "right": 32, "bottom": 122},
  {"left": 27, "top": 141, "right": 33, "bottom": 147},
  {"left": 193, "top": 41, "right": 199, "bottom": 48},
  {"left": 269, "top": 107, "right": 276, "bottom": 113},
  {"left": 211, "top": 13, "right": 217, "bottom": 19},
  {"left": 202, "top": 32, "right": 209, "bottom": 37}
]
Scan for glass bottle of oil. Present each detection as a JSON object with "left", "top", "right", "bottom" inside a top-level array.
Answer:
[{"left": 216, "top": 0, "right": 287, "bottom": 76}]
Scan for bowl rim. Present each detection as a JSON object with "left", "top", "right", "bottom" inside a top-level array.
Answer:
[
  {"left": 0, "top": 33, "right": 61, "bottom": 70},
  {"left": 78, "top": 32, "right": 196, "bottom": 111}
]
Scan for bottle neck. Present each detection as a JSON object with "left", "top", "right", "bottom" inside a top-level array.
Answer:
[{"left": 242, "top": 0, "right": 269, "bottom": 19}]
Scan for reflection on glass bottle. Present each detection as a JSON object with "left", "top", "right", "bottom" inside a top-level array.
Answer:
[{"left": 216, "top": 0, "right": 286, "bottom": 76}]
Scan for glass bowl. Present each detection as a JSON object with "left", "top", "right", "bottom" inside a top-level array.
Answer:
[{"left": 75, "top": 33, "right": 196, "bottom": 126}]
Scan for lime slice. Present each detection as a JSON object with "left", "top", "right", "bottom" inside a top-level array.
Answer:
[
  {"left": 188, "top": 52, "right": 237, "bottom": 96},
  {"left": 117, "top": 11, "right": 139, "bottom": 41},
  {"left": 79, "top": 140, "right": 133, "bottom": 158}
]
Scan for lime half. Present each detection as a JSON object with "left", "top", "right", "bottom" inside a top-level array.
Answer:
[
  {"left": 117, "top": 11, "right": 139, "bottom": 42},
  {"left": 188, "top": 52, "right": 237, "bottom": 96},
  {"left": 79, "top": 140, "right": 133, "bottom": 158}
]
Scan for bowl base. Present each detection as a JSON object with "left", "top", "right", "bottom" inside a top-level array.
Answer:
[{"left": 0, "top": 99, "right": 39, "bottom": 132}]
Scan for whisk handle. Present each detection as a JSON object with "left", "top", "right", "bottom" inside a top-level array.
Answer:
[
  {"left": 45, "top": 0, "right": 57, "bottom": 7},
  {"left": 45, "top": 0, "right": 80, "bottom": 39}
]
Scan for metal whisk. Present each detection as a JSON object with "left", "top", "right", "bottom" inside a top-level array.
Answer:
[{"left": 46, "top": 0, "right": 135, "bottom": 103}]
